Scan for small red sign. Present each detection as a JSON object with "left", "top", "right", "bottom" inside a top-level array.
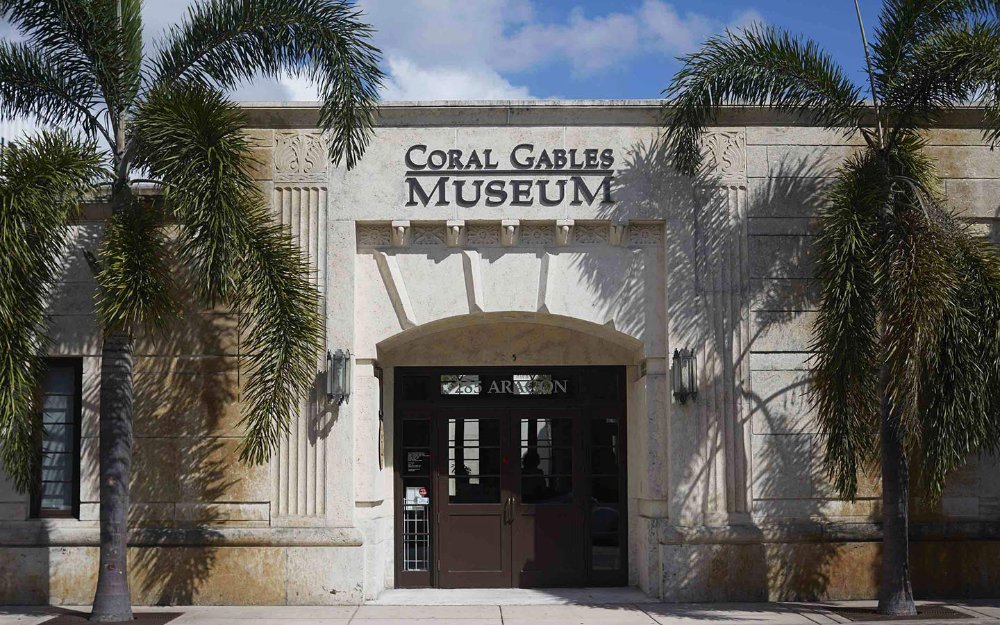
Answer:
[{"left": 418, "top": 487, "right": 428, "bottom": 497}]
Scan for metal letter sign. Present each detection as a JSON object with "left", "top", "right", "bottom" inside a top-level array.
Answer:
[{"left": 404, "top": 144, "right": 616, "bottom": 208}]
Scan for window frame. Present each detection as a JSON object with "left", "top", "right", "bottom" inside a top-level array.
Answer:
[{"left": 30, "top": 358, "right": 83, "bottom": 520}]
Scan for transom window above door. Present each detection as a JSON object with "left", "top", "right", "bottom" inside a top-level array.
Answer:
[{"left": 440, "top": 373, "right": 570, "bottom": 396}]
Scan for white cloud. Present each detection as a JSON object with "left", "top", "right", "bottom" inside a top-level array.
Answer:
[
  {"left": 360, "top": 0, "right": 764, "bottom": 99},
  {"left": 382, "top": 57, "right": 532, "bottom": 101},
  {"left": 3, "top": 0, "right": 764, "bottom": 104},
  {"left": 639, "top": 0, "right": 716, "bottom": 53},
  {"left": 356, "top": 0, "right": 537, "bottom": 99},
  {"left": 500, "top": 8, "right": 642, "bottom": 75},
  {"left": 729, "top": 9, "right": 767, "bottom": 34}
]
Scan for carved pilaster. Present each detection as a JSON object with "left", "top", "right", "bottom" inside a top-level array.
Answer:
[
  {"left": 695, "top": 130, "right": 751, "bottom": 522},
  {"left": 270, "top": 133, "right": 331, "bottom": 525}
]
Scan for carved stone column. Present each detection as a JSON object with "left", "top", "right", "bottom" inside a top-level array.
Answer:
[
  {"left": 695, "top": 130, "right": 752, "bottom": 524},
  {"left": 270, "top": 131, "right": 333, "bottom": 525}
]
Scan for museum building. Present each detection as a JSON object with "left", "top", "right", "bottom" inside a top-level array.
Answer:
[{"left": 1, "top": 101, "right": 999, "bottom": 604}]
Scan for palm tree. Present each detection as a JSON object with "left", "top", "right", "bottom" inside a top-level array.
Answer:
[
  {"left": 0, "top": 0, "right": 381, "bottom": 621},
  {"left": 662, "top": 1, "right": 1000, "bottom": 616}
]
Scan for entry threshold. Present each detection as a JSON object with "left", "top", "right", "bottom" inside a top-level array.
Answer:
[{"left": 369, "top": 587, "right": 656, "bottom": 605}]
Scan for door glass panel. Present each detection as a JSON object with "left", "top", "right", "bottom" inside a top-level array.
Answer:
[
  {"left": 448, "top": 418, "right": 501, "bottom": 503},
  {"left": 592, "top": 533, "right": 621, "bottom": 570},
  {"left": 591, "top": 419, "right": 618, "bottom": 446},
  {"left": 520, "top": 417, "right": 572, "bottom": 504},
  {"left": 510, "top": 374, "right": 568, "bottom": 395},
  {"left": 401, "top": 420, "right": 431, "bottom": 477},
  {"left": 401, "top": 376, "right": 430, "bottom": 400},
  {"left": 402, "top": 477, "right": 431, "bottom": 571},
  {"left": 403, "top": 450, "right": 431, "bottom": 476},
  {"left": 442, "top": 373, "right": 571, "bottom": 396},
  {"left": 441, "top": 374, "right": 482, "bottom": 395},
  {"left": 592, "top": 502, "right": 620, "bottom": 570},
  {"left": 592, "top": 475, "right": 619, "bottom": 503},
  {"left": 401, "top": 420, "right": 431, "bottom": 447},
  {"left": 520, "top": 418, "right": 572, "bottom": 448},
  {"left": 591, "top": 447, "right": 619, "bottom": 474}
]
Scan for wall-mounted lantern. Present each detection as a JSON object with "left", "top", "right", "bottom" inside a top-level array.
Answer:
[
  {"left": 671, "top": 348, "right": 697, "bottom": 404},
  {"left": 327, "top": 349, "right": 352, "bottom": 405}
]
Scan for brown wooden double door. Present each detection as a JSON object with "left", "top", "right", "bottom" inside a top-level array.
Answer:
[
  {"left": 436, "top": 408, "right": 587, "bottom": 587},
  {"left": 394, "top": 366, "right": 627, "bottom": 589}
]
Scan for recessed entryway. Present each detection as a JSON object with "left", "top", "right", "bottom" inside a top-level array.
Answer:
[{"left": 393, "top": 367, "right": 627, "bottom": 589}]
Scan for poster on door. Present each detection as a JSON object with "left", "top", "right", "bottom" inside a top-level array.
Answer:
[{"left": 405, "top": 486, "right": 430, "bottom": 505}]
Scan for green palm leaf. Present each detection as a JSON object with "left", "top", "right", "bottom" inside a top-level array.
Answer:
[
  {"left": 132, "top": 82, "right": 322, "bottom": 465},
  {"left": 0, "top": 0, "right": 140, "bottom": 129},
  {"left": 663, "top": 24, "right": 864, "bottom": 176},
  {"left": 149, "top": 0, "right": 383, "bottom": 169},
  {"left": 0, "top": 41, "right": 104, "bottom": 135},
  {"left": 0, "top": 131, "right": 102, "bottom": 492},
  {"left": 93, "top": 192, "right": 178, "bottom": 332},
  {"left": 810, "top": 151, "right": 885, "bottom": 498}
]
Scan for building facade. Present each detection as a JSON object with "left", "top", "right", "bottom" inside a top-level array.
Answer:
[{"left": 1, "top": 101, "right": 999, "bottom": 604}]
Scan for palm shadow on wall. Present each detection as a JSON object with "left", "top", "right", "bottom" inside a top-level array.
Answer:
[
  {"left": 95, "top": 248, "right": 332, "bottom": 605},
  {"left": 125, "top": 276, "right": 240, "bottom": 605},
  {"left": 570, "top": 133, "right": 879, "bottom": 601}
]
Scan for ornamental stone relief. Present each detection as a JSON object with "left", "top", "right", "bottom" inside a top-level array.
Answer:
[
  {"left": 702, "top": 130, "right": 747, "bottom": 185},
  {"left": 574, "top": 223, "right": 610, "bottom": 245},
  {"left": 357, "top": 224, "right": 392, "bottom": 247},
  {"left": 466, "top": 224, "right": 501, "bottom": 246},
  {"left": 520, "top": 224, "right": 555, "bottom": 246},
  {"left": 411, "top": 224, "right": 447, "bottom": 246},
  {"left": 627, "top": 223, "right": 664, "bottom": 245},
  {"left": 274, "top": 131, "right": 330, "bottom": 183}
]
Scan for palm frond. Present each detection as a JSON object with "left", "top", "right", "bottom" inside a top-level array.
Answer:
[
  {"left": 148, "top": 0, "right": 382, "bottom": 169},
  {"left": 877, "top": 203, "right": 959, "bottom": 457},
  {"left": 662, "top": 24, "right": 864, "bottom": 176},
  {"left": 918, "top": 231, "right": 1000, "bottom": 494},
  {"left": 0, "top": 0, "right": 137, "bottom": 127},
  {"left": 94, "top": 192, "right": 178, "bottom": 333},
  {"left": 132, "top": 82, "right": 322, "bottom": 464},
  {"left": 879, "top": 18, "right": 1000, "bottom": 136},
  {"left": 810, "top": 152, "right": 886, "bottom": 499},
  {"left": 131, "top": 83, "right": 249, "bottom": 303},
  {"left": 0, "top": 41, "right": 104, "bottom": 135},
  {"left": 118, "top": 0, "right": 144, "bottom": 115},
  {"left": 872, "top": 0, "right": 1000, "bottom": 99},
  {"left": 0, "top": 131, "right": 102, "bottom": 492},
  {"left": 235, "top": 203, "right": 323, "bottom": 465}
]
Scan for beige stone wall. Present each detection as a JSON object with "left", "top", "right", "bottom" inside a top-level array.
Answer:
[
  {"left": 1, "top": 102, "right": 999, "bottom": 605},
  {"left": 746, "top": 126, "right": 1000, "bottom": 527}
]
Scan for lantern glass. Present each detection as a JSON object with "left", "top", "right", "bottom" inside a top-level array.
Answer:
[
  {"left": 327, "top": 349, "right": 352, "bottom": 405},
  {"left": 672, "top": 348, "right": 697, "bottom": 404},
  {"left": 686, "top": 350, "right": 697, "bottom": 401}
]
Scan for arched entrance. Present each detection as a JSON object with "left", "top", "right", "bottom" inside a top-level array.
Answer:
[{"left": 378, "top": 313, "right": 642, "bottom": 589}]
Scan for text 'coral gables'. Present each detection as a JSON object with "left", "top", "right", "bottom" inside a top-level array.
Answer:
[{"left": 404, "top": 144, "right": 616, "bottom": 207}]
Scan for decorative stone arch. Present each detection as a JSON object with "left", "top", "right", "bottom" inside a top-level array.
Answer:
[{"left": 377, "top": 311, "right": 645, "bottom": 367}]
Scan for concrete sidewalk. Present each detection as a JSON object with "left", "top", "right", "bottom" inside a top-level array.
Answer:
[{"left": 1, "top": 600, "right": 999, "bottom": 625}]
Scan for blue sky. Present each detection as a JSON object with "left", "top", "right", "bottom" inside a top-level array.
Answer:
[
  {"left": 2, "top": 0, "right": 884, "bottom": 101},
  {"left": 354, "top": 0, "right": 883, "bottom": 101}
]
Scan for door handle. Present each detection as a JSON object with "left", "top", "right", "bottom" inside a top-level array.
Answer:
[{"left": 503, "top": 496, "right": 514, "bottom": 524}]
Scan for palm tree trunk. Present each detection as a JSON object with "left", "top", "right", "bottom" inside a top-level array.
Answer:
[
  {"left": 90, "top": 331, "right": 134, "bottom": 622},
  {"left": 878, "top": 381, "right": 917, "bottom": 616}
]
